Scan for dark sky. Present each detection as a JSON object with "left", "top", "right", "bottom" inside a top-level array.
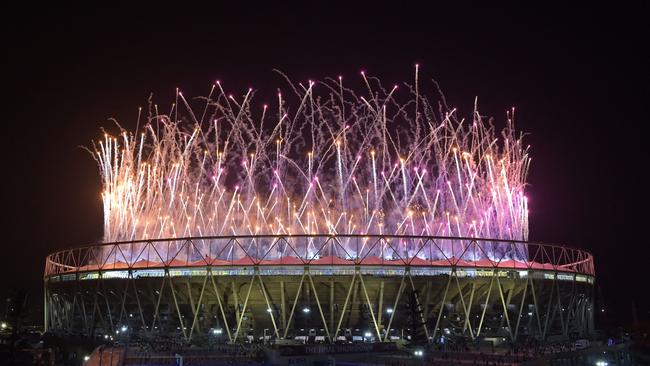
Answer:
[{"left": 3, "top": 4, "right": 648, "bottom": 324}]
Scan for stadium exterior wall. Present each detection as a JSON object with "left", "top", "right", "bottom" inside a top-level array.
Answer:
[{"left": 43, "top": 235, "right": 595, "bottom": 344}]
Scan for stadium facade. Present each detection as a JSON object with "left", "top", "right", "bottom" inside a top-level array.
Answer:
[{"left": 44, "top": 235, "right": 595, "bottom": 345}]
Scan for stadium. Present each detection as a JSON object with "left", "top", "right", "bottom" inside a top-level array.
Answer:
[
  {"left": 43, "top": 72, "right": 596, "bottom": 358},
  {"left": 44, "top": 235, "right": 594, "bottom": 346}
]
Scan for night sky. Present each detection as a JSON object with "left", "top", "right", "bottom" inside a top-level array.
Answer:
[{"left": 3, "top": 4, "right": 647, "bottom": 324}]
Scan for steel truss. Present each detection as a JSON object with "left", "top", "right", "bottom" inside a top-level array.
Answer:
[{"left": 44, "top": 235, "right": 595, "bottom": 344}]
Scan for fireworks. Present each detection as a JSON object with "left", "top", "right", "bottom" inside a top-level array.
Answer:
[{"left": 91, "top": 69, "right": 530, "bottom": 261}]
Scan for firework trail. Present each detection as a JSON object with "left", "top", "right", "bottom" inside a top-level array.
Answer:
[{"left": 91, "top": 70, "right": 530, "bottom": 262}]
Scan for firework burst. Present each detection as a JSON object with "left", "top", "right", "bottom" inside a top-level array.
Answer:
[{"left": 91, "top": 69, "right": 530, "bottom": 261}]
